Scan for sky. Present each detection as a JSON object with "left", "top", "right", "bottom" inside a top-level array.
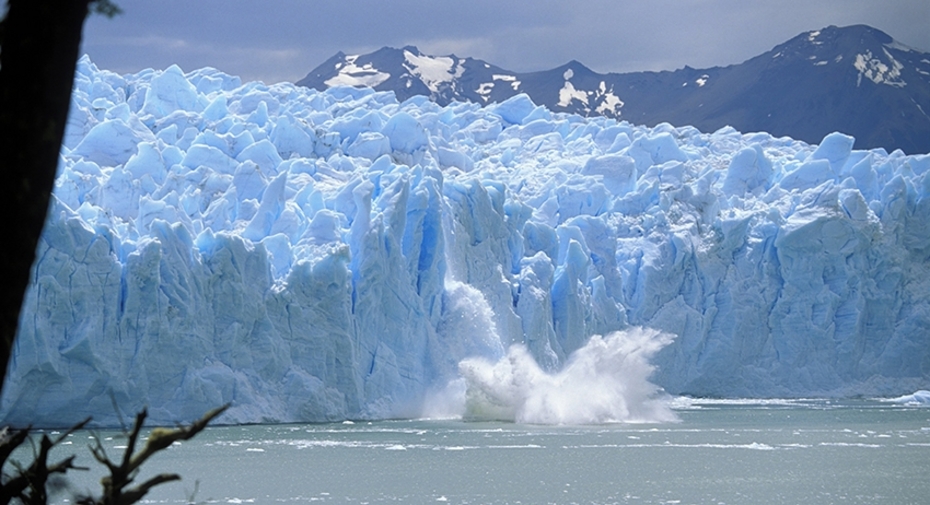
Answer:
[{"left": 81, "top": 0, "right": 930, "bottom": 84}]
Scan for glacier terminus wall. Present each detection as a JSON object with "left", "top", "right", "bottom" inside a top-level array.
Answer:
[{"left": 2, "top": 57, "right": 929, "bottom": 427}]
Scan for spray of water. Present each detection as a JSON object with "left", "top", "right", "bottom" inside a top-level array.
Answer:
[{"left": 456, "top": 328, "right": 679, "bottom": 424}]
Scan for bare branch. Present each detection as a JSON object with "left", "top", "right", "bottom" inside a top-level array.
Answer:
[
  {"left": 0, "top": 425, "right": 31, "bottom": 470},
  {"left": 117, "top": 474, "right": 180, "bottom": 505},
  {"left": 2, "top": 407, "right": 227, "bottom": 505},
  {"left": 126, "top": 404, "right": 228, "bottom": 475},
  {"left": 0, "top": 417, "right": 90, "bottom": 505},
  {"left": 119, "top": 410, "right": 147, "bottom": 476},
  {"left": 87, "top": 433, "right": 118, "bottom": 474},
  {"left": 85, "top": 404, "right": 229, "bottom": 505}
]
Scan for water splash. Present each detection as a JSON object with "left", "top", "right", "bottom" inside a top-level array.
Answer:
[
  {"left": 457, "top": 328, "right": 678, "bottom": 424},
  {"left": 436, "top": 280, "right": 506, "bottom": 363}
]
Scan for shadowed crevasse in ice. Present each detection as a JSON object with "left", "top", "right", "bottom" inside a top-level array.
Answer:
[{"left": 2, "top": 57, "right": 929, "bottom": 427}]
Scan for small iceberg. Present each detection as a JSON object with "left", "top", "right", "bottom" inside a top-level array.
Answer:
[{"left": 887, "top": 390, "right": 930, "bottom": 405}]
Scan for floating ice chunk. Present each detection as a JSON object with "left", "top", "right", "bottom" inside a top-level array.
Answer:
[{"left": 887, "top": 390, "right": 930, "bottom": 405}]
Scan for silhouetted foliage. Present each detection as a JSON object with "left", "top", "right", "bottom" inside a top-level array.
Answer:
[
  {"left": 0, "top": 0, "right": 95, "bottom": 397},
  {"left": 1, "top": 4, "right": 226, "bottom": 505},
  {"left": 0, "top": 420, "right": 89, "bottom": 504},
  {"left": 0, "top": 405, "right": 228, "bottom": 505},
  {"left": 78, "top": 405, "right": 228, "bottom": 505}
]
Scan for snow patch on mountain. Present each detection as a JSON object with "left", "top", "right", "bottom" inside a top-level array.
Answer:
[
  {"left": 325, "top": 55, "right": 390, "bottom": 88},
  {"left": 493, "top": 74, "right": 521, "bottom": 90},
  {"left": 594, "top": 82, "right": 624, "bottom": 116},
  {"left": 476, "top": 82, "right": 494, "bottom": 101},
  {"left": 558, "top": 81, "right": 589, "bottom": 108},
  {"left": 403, "top": 50, "right": 464, "bottom": 93},
  {"left": 854, "top": 49, "right": 906, "bottom": 87}
]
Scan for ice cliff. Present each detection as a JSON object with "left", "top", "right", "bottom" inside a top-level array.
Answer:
[{"left": 2, "top": 57, "right": 928, "bottom": 427}]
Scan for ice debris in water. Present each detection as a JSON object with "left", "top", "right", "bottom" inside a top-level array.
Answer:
[
  {"left": 887, "top": 390, "right": 930, "bottom": 405},
  {"left": 2, "top": 56, "right": 930, "bottom": 427}
]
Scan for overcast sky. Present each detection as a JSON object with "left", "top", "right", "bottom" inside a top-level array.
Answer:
[{"left": 81, "top": 0, "right": 930, "bottom": 84}]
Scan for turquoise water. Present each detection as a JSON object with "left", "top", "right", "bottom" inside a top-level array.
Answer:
[{"left": 33, "top": 399, "right": 930, "bottom": 504}]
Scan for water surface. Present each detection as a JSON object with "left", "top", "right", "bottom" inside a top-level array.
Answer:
[{"left": 39, "top": 399, "right": 930, "bottom": 504}]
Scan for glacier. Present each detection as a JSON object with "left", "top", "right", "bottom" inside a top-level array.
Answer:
[{"left": 2, "top": 56, "right": 929, "bottom": 427}]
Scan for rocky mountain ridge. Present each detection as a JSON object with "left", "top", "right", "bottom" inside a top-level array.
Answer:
[{"left": 297, "top": 25, "right": 930, "bottom": 154}]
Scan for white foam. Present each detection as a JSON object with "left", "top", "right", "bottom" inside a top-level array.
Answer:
[{"left": 457, "top": 328, "right": 678, "bottom": 424}]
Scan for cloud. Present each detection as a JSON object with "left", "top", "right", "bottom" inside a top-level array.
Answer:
[
  {"left": 81, "top": 32, "right": 305, "bottom": 83},
  {"left": 81, "top": 0, "right": 930, "bottom": 82}
]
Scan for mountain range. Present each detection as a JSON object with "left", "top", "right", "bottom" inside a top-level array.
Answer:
[{"left": 296, "top": 24, "right": 930, "bottom": 155}]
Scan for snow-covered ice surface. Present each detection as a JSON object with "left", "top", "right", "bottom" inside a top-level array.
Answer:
[{"left": 3, "top": 57, "right": 930, "bottom": 427}]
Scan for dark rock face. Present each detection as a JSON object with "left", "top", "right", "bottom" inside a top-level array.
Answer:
[{"left": 297, "top": 25, "right": 930, "bottom": 154}]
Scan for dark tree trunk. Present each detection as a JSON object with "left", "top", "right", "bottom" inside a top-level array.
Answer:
[{"left": 0, "top": 0, "right": 93, "bottom": 394}]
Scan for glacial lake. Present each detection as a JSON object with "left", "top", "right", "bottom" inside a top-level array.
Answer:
[{"left": 33, "top": 399, "right": 930, "bottom": 504}]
